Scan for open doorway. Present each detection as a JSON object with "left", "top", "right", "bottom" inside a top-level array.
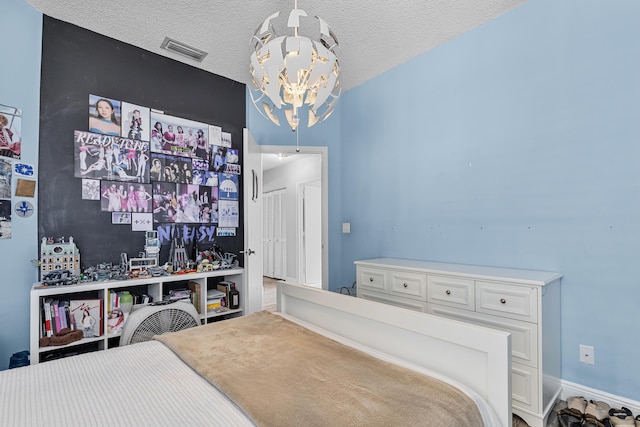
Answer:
[
  {"left": 261, "top": 152, "right": 323, "bottom": 292},
  {"left": 243, "top": 136, "right": 328, "bottom": 315}
]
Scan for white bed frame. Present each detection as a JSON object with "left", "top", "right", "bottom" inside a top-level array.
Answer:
[{"left": 278, "top": 283, "right": 512, "bottom": 427}]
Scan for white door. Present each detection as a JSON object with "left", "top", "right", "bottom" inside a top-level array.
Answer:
[
  {"left": 262, "top": 190, "right": 287, "bottom": 280},
  {"left": 262, "top": 193, "right": 273, "bottom": 277},
  {"left": 271, "top": 190, "right": 286, "bottom": 280},
  {"left": 242, "top": 129, "right": 263, "bottom": 315},
  {"left": 303, "top": 183, "right": 322, "bottom": 287}
]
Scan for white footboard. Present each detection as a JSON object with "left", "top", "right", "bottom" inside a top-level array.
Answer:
[{"left": 277, "top": 283, "right": 512, "bottom": 427}]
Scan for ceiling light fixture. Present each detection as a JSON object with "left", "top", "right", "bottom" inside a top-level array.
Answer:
[{"left": 249, "top": 0, "right": 341, "bottom": 133}]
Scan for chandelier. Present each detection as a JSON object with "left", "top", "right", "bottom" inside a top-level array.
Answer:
[{"left": 249, "top": 1, "right": 341, "bottom": 132}]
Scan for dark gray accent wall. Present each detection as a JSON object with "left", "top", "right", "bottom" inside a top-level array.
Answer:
[{"left": 38, "top": 16, "right": 245, "bottom": 268}]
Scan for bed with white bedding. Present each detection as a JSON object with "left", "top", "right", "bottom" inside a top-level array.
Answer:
[{"left": 0, "top": 283, "right": 512, "bottom": 427}]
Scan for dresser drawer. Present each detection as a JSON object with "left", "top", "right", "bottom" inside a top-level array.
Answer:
[
  {"left": 476, "top": 281, "right": 538, "bottom": 322},
  {"left": 512, "top": 362, "right": 540, "bottom": 414},
  {"left": 389, "top": 271, "right": 426, "bottom": 300},
  {"left": 427, "top": 275, "right": 474, "bottom": 311},
  {"left": 357, "top": 267, "right": 387, "bottom": 292}
]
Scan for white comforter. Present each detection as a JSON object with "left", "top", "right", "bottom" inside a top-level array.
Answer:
[{"left": 0, "top": 341, "right": 254, "bottom": 427}]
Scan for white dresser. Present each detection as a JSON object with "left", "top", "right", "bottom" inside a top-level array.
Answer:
[{"left": 355, "top": 258, "right": 562, "bottom": 427}]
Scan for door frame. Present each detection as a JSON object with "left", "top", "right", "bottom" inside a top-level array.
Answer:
[
  {"left": 259, "top": 145, "right": 329, "bottom": 291},
  {"left": 297, "top": 179, "right": 322, "bottom": 287}
]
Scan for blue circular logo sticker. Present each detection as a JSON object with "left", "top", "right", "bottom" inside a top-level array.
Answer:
[{"left": 14, "top": 201, "right": 34, "bottom": 218}]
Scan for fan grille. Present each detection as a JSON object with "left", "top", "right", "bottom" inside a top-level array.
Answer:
[{"left": 129, "top": 308, "right": 199, "bottom": 344}]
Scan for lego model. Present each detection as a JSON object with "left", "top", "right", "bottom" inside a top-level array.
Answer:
[
  {"left": 144, "top": 230, "right": 161, "bottom": 266},
  {"left": 40, "top": 236, "right": 81, "bottom": 280}
]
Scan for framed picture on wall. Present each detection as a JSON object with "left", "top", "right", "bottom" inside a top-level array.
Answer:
[
  {"left": 218, "top": 173, "right": 238, "bottom": 200},
  {"left": 112, "top": 212, "right": 132, "bottom": 224},
  {"left": 149, "top": 111, "right": 209, "bottom": 159},
  {"left": 152, "top": 181, "right": 177, "bottom": 223},
  {"left": 81, "top": 179, "right": 100, "bottom": 200},
  {"left": 120, "top": 102, "right": 150, "bottom": 142},
  {"left": 0, "top": 158, "right": 11, "bottom": 199},
  {"left": 0, "top": 199, "right": 12, "bottom": 239},
  {"left": 88, "top": 94, "right": 121, "bottom": 136},
  {"left": 75, "top": 131, "right": 150, "bottom": 182},
  {"left": 191, "top": 158, "right": 216, "bottom": 186},
  {"left": 0, "top": 103, "right": 22, "bottom": 160},
  {"left": 218, "top": 200, "right": 238, "bottom": 228}
]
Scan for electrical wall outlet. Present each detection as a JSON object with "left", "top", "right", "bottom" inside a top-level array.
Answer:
[{"left": 579, "top": 345, "right": 595, "bottom": 365}]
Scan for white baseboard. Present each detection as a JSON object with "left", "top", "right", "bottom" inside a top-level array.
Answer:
[{"left": 561, "top": 380, "right": 640, "bottom": 416}]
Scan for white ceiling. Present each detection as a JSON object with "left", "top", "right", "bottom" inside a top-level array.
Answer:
[
  {"left": 262, "top": 152, "right": 315, "bottom": 171},
  {"left": 26, "top": 0, "right": 527, "bottom": 92}
]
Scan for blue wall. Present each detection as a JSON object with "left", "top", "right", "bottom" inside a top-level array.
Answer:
[
  {"left": 247, "top": 99, "right": 344, "bottom": 289},
  {"left": 249, "top": 0, "right": 640, "bottom": 402},
  {"left": 0, "top": 0, "right": 42, "bottom": 370},
  {"left": 338, "top": 0, "right": 640, "bottom": 400}
]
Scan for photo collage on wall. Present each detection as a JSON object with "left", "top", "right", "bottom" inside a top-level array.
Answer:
[
  {"left": 75, "top": 95, "right": 240, "bottom": 237},
  {"left": 1, "top": 102, "right": 32, "bottom": 240}
]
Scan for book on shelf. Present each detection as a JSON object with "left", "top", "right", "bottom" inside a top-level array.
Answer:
[
  {"left": 164, "top": 288, "right": 192, "bottom": 304},
  {"left": 206, "top": 298, "right": 222, "bottom": 310},
  {"left": 107, "top": 307, "right": 124, "bottom": 334},
  {"left": 216, "top": 283, "right": 233, "bottom": 307},
  {"left": 218, "top": 281, "right": 240, "bottom": 310},
  {"left": 58, "top": 300, "right": 68, "bottom": 330},
  {"left": 63, "top": 300, "right": 72, "bottom": 331},
  {"left": 218, "top": 281, "right": 236, "bottom": 291},
  {"left": 188, "top": 281, "right": 202, "bottom": 314},
  {"left": 207, "top": 289, "right": 225, "bottom": 299},
  {"left": 52, "top": 299, "right": 61, "bottom": 334},
  {"left": 207, "top": 288, "right": 226, "bottom": 311},
  {"left": 69, "top": 299, "right": 103, "bottom": 338},
  {"left": 42, "top": 298, "right": 53, "bottom": 337},
  {"left": 169, "top": 288, "right": 191, "bottom": 299},
  {"left": 109, "top": 290, "right": 119, "bottom": 312}
]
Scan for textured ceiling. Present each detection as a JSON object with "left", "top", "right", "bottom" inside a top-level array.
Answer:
[{"left": 26, "top": 0, "right": 527, "bottom": 92}]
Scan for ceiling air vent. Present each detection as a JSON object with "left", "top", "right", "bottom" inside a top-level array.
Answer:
[{"left": 160, "top": 37, "right": 208, "bottom": 62}]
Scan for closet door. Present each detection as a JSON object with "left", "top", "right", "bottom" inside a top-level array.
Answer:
[
  {"left": 272, "top": 191, "right": 286, "bottom": 280},
  {"left": 262, "top": 193, "right": 274, "bottom": 278},
  {"left": 262, "top": 190, "right": 286, "bottom": 280}
]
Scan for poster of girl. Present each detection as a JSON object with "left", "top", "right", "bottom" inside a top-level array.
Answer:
[
  {"left": 121, "top": 102, "right": 150, "bottom": 142},
  {"left": 88, "top": 94, "right": 121, "bottom": 136},
  {"left": 0, "top": 104, "right": 22, "bottom": 160}
]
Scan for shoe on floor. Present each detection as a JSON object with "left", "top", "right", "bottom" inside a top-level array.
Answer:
[
  {"left": 567, "top": 396, "right": 588, "bottom": 414},
  {"left": 586, "top": 400, "right": 611, "bottom": 420},
  {"left": 609, "top": 407, "right": 634, "bottom": 426}
]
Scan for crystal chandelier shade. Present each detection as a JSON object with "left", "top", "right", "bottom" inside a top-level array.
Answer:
[{"left": 249, "top": 1, "right": 341, "bottom": 132}]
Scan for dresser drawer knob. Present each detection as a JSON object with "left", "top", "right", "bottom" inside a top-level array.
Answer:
[
  {"left": 445, "top": 290, "right": 451, "bottom": 295},
  {"left": 403, "top": 283, "right": 408, "bottom": 288},
  {"left": 500, "top": 298, "right": 506, "bottom": 304},
  {"left": 369, "top": 277, "right": 374, "bottom": 282}
]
